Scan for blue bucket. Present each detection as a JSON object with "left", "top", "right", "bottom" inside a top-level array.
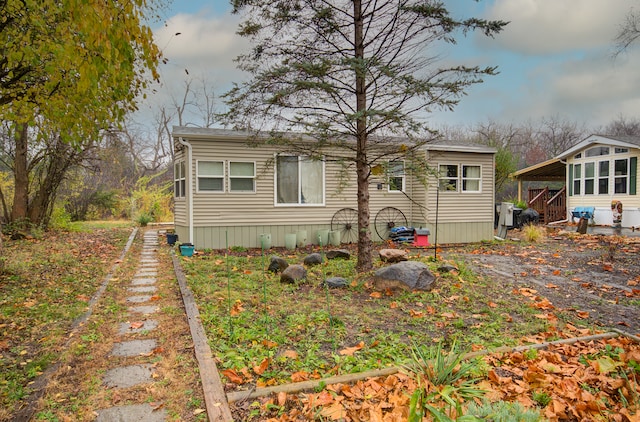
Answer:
[{"left": 179, "top": 243, "right": 194, "bottom": 257}]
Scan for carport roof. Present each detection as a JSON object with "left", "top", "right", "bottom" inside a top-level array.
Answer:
[{"left": 510, "top": 157, "right": 566, "bottom": 182}]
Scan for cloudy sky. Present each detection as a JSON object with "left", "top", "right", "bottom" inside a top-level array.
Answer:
[{"left": 142, "top": 0, "right": 640, "bottom": 130}]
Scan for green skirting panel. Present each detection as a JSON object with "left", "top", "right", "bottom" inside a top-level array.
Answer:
[{"left": 174, "top": 221, "right": 493, "bottom": 250}]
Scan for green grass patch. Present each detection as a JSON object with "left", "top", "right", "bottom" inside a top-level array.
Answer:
[{"left": 183, "top": 248, "right": 550, "bottom": 388}]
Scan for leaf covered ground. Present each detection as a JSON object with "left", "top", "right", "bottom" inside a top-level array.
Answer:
[
  {"left": 0, "top": 224, "right": 206, "bottom": 421},
  {"left": 181, "top": 227, "right": 640, "bottom": 421}
]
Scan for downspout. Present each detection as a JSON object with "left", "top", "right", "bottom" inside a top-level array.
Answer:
[{"left": 177, "top": 136, "right": 194, "bottom": 244}]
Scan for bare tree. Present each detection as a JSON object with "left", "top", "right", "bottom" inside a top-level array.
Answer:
[
  {"left": 600, "top": 115, "right": 640, "bottom": 136},
  {"left": 614, "top": 7, "right": 640, "bottom": 56},
  {"left": 535, "top": 115, "right": 585, "bottom": 158}
]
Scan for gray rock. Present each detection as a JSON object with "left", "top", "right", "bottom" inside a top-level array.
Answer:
[
  {"left": 280, "top": 264, "right": 307, "bottom": 283},
  {"left": 373, "top": 261, "right": 436, "bottom": 291},
  {"left": 437, "top": 264, "right": 458, "bottom": 273},
  {"left": 326, "top": 249, "right": 351, "bottom": 260},
  {"left": 379, "top": 248, "right": 408, "bottom": 263},
  {"left": 268, "top": 256, "right": 289, "bottom": 273},
  {"left": 324, "top": 277, "right": 348, "bottom": 288},
  {"left": 303, "top": 253, "right": 323, "bottom": 266}
]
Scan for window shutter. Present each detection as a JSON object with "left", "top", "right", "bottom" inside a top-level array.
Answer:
[
  {"left": 630, "top": 156, "right": 637, "bottom": 195},
  {"left": 568, "top": 164, "right": 574, "bottom": 196}
]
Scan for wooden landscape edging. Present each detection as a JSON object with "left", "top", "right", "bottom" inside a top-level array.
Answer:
[
  {"left": 227, "top": 330, "right": 639, "bottom": 404},
  {"left": 172, "top": 252, "right": 234, "bottom": 422}
]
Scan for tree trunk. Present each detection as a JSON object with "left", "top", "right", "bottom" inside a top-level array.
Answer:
[
  {"left": 353, "top": 0, "right": 372, "bottom": 272},
  {"left": 11, "top": 124, "right": 29, "bottom": 223}
]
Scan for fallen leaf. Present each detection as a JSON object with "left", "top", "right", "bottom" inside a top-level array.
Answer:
[
  {"left": 262, "top": 339, "right": 278, "bottom": 348},
  {"left": 409, "top": 309, "right": 424, "bottom": 318},
  {"left": 130, "top": 321, "right": 144, "bottom": 329},
  {"left": 221, "top": 369, "right": 243, "bottom": 384},
  {"left": 339, "top": 341, "right": 365, "bottom": 356},
  {"left": 488, "top": 302, "right": 498, "bottom": 308},
  {"left": 369, "top": 291, "right": 382, "bottom": 298},
  {"left": 281, "top": 350, "right": 298, "bottom": 359},
  {"left": 576, "top": 310, "right": 590, "bottom": 319},
  {"left": 253, "top": 358, "right": 269, "bottom": 375},
  {"left": 230, "top": 300, "right": 244, "bottom": 316},
  {"left": 277, "top": 391, "right": 287, "bottom": 407},
  {"left": 291, "top": 371, "right": 309, "bottom": 382}
]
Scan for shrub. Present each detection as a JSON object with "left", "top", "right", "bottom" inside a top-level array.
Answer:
[{"left": 522, "top": 224, "right": 545, "bottom": 242}]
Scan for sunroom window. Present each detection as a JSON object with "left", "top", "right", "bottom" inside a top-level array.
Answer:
[{"left": 614, "top": 159, "right": 628, "bottom": 194}]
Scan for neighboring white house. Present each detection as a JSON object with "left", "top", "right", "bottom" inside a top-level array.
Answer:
[
  {"left": 171, "top": 127, "right": 496, "bottom": 249},
  {"left": 512, "top": 134, "right": 640, "bottom": 227}
]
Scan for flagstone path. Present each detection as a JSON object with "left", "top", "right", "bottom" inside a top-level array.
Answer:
[{"left": 95, "top": 230, "right": 167, "bottom": 422}]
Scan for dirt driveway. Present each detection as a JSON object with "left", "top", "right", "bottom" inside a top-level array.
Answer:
[{"left": 442, "top": 226, "right": 640, "bottom": 334}]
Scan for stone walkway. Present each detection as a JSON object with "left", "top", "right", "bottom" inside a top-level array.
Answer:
[{"left": 95, "top": 230, "right": 167, "bottom": 422}]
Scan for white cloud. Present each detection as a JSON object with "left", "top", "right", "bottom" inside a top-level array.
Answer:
[
  {"left": 483, "top": 0, "right": 637, "bottom": 55},
  {"left": 134, "top": 10, "right": 250, "bottom": 126}
]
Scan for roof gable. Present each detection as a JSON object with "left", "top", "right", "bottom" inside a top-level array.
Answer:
[{"left": 557, "top": 134, "right": 640, "bottom": 159}]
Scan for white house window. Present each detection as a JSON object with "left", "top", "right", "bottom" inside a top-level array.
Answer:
[
  {"left": 276, "top": 155, "right": 324, "bottom": 205},
  {"left": 388, "top": 160, "right": 405, "bottom": 192},
  {"left": 439, "top": 164, "right": 458, "bottom": 191},
  {"left": 229, "top": 161, "right": 255, "bottom": 192},
  {"left": 462, "top": 165, "right": 481, "bottom": 192},
  {"left": 174, "top": 161, "right": 186, "bottom": 198},
  {"left": 439, "top": 164, "right": 481, "bottom": 192},
  {"left": 615, "top": 147, "right": 629, "bottom": 154},
  {"left": 197, "top": 161, "right": 224, "bottom": 192},
  {"left": 584, "top": 162, "right": 595, "bottom": 195},
  {"left": 614, "top": 159, "right": 628, "bottom": 194},
  {"left": 573, "top": 164, "right": 581, "bottom": 195},
  {"left": 598, "top": 161, "right": 609, "bottom": 195}
]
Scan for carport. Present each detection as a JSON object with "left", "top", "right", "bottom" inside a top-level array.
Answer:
[{"left": 510, "top": 157, "right": 567, "bottom": 224}]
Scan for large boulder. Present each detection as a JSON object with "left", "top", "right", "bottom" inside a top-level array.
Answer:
[
  {"left": 280, "top": 264, "right": 307, "bottom": 283},
  {"left": 373, "top": 261, "right": 436, "bottom": 291},
  {"left": 379, "top": 248, "right": 408, "bottom": 263},
  {"left": 268, "top": 256, "right": 289, "bottom": 273}
]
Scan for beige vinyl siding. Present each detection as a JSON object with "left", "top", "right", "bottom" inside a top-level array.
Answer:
[
  {"left": 186, "top": 138, "right": 419, "bottom": 228},
  {"left": 173, "top": 131, "right": 495, "bottom": 247},
  {"left": 425, "top": 150, "right": 495, "bottom": 223}
]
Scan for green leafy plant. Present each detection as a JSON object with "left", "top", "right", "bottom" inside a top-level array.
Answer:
[
  {"left": 403, "top": 341, "right": 485, "bottom": 421},
  {"left": 136, "top": 213, "right": 153, "bottom": 227},
  {"left": 532, "top": 390, "right": 552, "bottom": 407}
]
